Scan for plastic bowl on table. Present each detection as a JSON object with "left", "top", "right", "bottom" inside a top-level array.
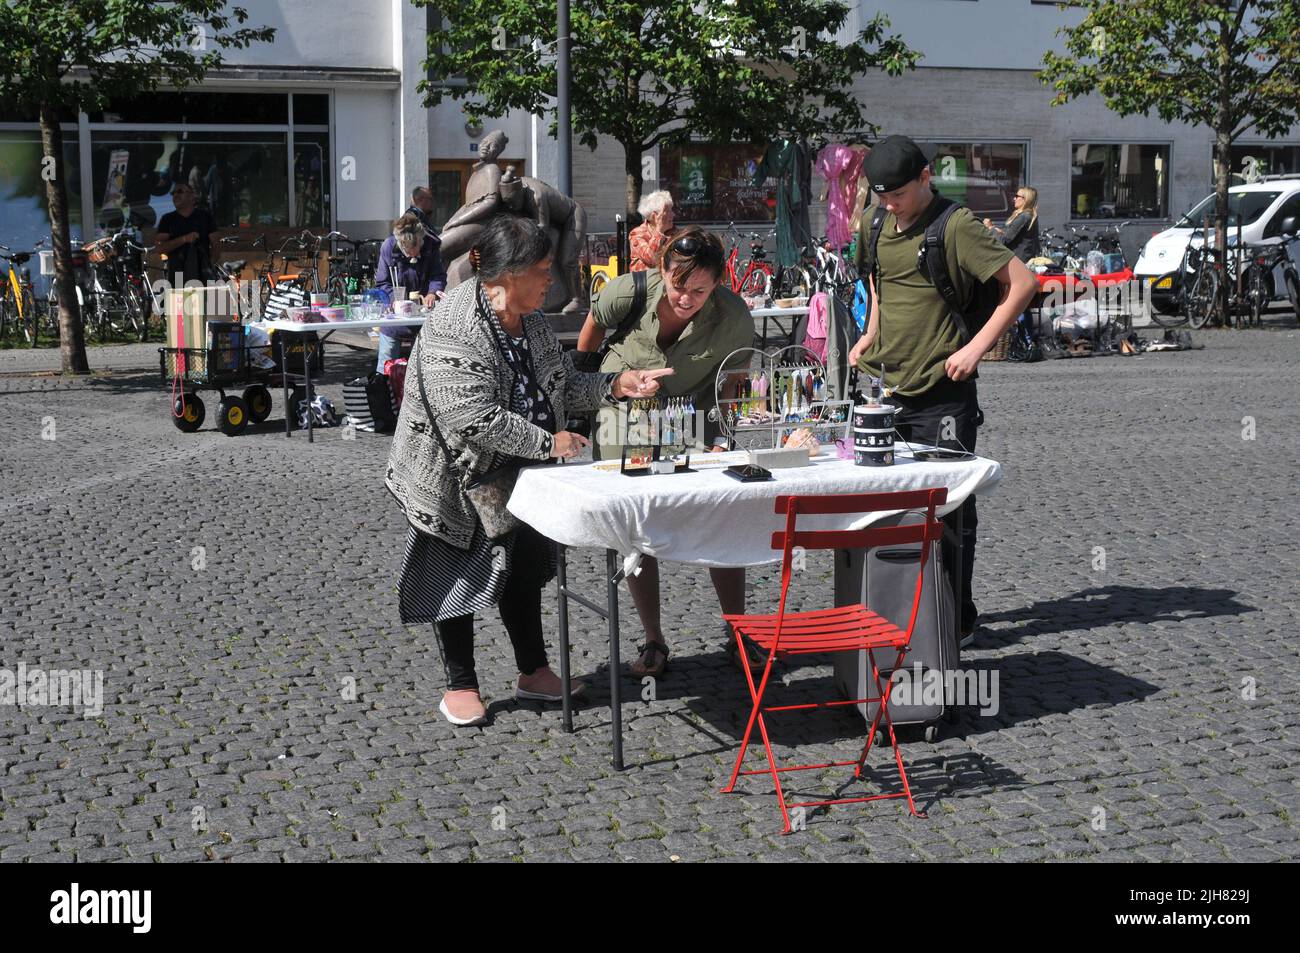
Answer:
[
  {"left": 286, "top": 306, "right": 313, "bottom": 323},
  {"left": 318, "top": 306, "right": 346, "bottom": 322},
  {"left": 393, "top": 299, "right": 419, "bottom": 317}
]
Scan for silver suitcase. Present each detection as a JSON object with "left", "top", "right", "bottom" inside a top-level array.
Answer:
[{"left": 831, "top": 512, "right": 959, "bottom": 739}]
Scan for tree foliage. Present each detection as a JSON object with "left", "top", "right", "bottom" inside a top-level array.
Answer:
[
  {"left": 418, "top": 0, "right": 917, "bottom": 217},
  {"left": 0, "top": 1, "right": 274, "bottom": 373},
  {"left": 1040, "top": 0, "right": 1300, "bottom": 322}
]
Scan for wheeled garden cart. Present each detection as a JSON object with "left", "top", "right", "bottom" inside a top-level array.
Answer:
[{"left": 159, "top": 340, "right": 305, "bottom": 437}]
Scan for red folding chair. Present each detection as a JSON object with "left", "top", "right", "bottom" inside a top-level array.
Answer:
[{"left": 720, "top": 488, "right": 948, "bottom": 833}]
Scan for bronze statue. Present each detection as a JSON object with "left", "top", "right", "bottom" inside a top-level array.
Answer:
[{"left": 440, "top": 131, "right": 587, "bottom": 314}]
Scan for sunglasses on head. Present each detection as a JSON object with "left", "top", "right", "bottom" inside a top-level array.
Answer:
[{"left": 669, "top": 236, "right": 722, "bottom": 262}]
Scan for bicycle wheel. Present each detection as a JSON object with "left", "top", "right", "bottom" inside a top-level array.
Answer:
[
  {"left": 1247, "top": 266, "right": 1267, "bottom": 328},
  {"left": 1286, "top": 271, "right": 1300, "bottom": 322},
  {"left": 328, "top": 275, "right": 348, "bottom": 305},
  {"left": 740, "top": 268, "right": 770, "bottom": 299},
  {"left": 1185, "top": 267, "right": 1218, "bottom": 330},
  {"left": 125, "top": 285, "right": 151, "bottom": 341},
  {"left": 20, "top": 286, "right": 37, "bottom": 346}
]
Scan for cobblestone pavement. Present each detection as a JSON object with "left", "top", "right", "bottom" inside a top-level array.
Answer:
[{"left": 1, "top": 328, "right": 1297, "bottom": 863}]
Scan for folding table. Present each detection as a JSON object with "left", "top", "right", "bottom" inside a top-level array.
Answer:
[
  {"left": 257, "top": 316, "right": 426, "bottom": 442},
  {"left": 508, "top": 448, "right": 1002, "bottom": 769}
]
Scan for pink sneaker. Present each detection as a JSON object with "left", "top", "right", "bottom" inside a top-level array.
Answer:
[{"left": 439, "top": 690, "right": 487, "bottom": 726}]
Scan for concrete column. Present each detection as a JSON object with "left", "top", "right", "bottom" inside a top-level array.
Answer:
[{"left": 393, "top": 0, "right": 430, "bottom": 206}]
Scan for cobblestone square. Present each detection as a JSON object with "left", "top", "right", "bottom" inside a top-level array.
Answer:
[{"left": 1, "top": 330, "right": 1296, "bottom": 862}]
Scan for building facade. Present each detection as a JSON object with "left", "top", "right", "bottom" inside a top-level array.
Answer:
[{"left": 3, "top": 0, "right": 1297, "bottom": 277}]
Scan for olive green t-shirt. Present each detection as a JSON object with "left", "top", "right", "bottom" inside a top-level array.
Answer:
[
  {"left": 590, "top": 271, "right": 753, "bottom": 458},
  {"left": 856, "top": 198, "right": 1012, "bottom": 397}
]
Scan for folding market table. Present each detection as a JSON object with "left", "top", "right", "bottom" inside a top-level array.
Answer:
[
  {"left": 508, "top": 447, "right": 1002, "bottom": 769},
  {"left": 257, "top": 315, "right": 427, "bottom": 442}
]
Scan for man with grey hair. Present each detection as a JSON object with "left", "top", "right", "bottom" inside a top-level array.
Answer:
[
  {"left": 629, "top": 189, "right": 677, "bottom": 271},
  {"left": 374, "top": 212, "right": 447, "bottom": 371}
]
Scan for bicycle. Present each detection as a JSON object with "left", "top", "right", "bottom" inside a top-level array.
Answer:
[
  {"left": 723, "top": 224, "right": 774, "bottom": 299},
  {"left": 1243, "top": 219, "right": 1300, "bottom": 326},
  {"left": 1, "top": 240, "right": 43, "bottom": 344},
  {"left": 73, "top": 228, "right": 156, "bottom": 342},
  {"left": 806, "top": 238, "right": 857, "bottom": 301},
  {"left": 324, "top": 232, "right": 383, "bottom": 303}
]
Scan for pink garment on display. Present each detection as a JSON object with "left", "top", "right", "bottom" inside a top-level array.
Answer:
[
  {"left": 803, "top": 292, "right": 831, "bottom": 364},
  {"left": 816, "top": 144, "right": 866, "bottom": 248}
]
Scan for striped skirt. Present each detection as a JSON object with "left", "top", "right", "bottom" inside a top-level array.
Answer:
[{"left": 397, "top": 521, "right": 557, "bottom": 624}]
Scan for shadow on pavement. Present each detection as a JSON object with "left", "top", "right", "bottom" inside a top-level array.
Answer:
[{"left": 979, "top": 584, "right": 1255, "bottom": 642}]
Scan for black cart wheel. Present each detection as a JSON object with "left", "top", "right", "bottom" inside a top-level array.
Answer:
[
  {"left": 924, "top": 723, "right": 940, "bottom": 743},
  {"left": 172, "top": 393, "right": 205, "bottom": 433},
  {"left": 217, "top": 395, "right": 249, "bottom": 437},
  {"left": 243, "top": 384, "right": 272, "bottom": 423}
]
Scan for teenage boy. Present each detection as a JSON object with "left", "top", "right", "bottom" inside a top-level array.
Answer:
[{"left": 848, "top": 135, "right": 1037, "bottom": 647}]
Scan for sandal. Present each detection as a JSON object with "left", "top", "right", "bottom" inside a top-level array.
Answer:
[
  {"left": 629, "top": 640, "right": 670, "bottom": 677},
  {"left": 725, "top": 630, "right": 770, "bottom": 671}
]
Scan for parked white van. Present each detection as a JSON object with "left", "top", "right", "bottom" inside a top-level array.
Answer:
[{"left": 1134, "top": 175, "right": 1300, "bottom": 313}]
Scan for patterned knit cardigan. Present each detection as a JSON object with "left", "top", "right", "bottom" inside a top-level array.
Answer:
[{"left": 385, "top": 279, "right": 615, "bottom": 548}]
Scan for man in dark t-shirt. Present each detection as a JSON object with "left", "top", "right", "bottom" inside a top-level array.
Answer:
[{"left": 155, "top": 183, "right": 220, "bottom": 285}]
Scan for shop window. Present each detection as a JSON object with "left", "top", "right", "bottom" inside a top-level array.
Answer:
[
  {"left": 1071, "top": 143, "right": 1169, "bottom": 219},
  {"left": 928, "top": 142, "right": 1027, "bottom": 221},
  {"left": 90, "top": 130, "right": 288, "bottom": 233},
  {"left": 660, "top": 143, "right": 776, "bottom": 224},
  {"left": 293, "top": 94, "right": 330, "bottom": 127},
  {"left": 0, "top": 130, "right": 83, "bottom": 247},
  {"left": 86, "top": 92, "right": 289, "bottom": 125},
  {"left": 1228, "top": 143, "right": 1300, "bottom": 184},
  {"left": 294, "top": 132, "right": 330, "bottom": 228}
]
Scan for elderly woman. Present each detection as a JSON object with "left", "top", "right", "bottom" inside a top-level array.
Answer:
[
  {"left": 386, "top": 215, "right": 672, "bottom": 727},
  {"left": 374, "top": 212, "right": 447, "bottom": 372},
  {"left": 628, "top": 190, "right": 677, "bottom": 272},
  {"left": 574, "top": 226, "right": 754, "bottom": 677}
]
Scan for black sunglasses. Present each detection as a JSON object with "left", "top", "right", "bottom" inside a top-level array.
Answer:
[{"left": 669, "top": 236, "right": 723, "bottom": 263}]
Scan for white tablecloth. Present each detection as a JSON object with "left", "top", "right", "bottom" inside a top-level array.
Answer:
[{"left": 509, "top": 448, "right": 1002, "bottom": 570}]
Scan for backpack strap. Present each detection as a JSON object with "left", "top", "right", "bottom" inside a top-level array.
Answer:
[
  {"left": 598, "top": 270, "right": 648, "bottom": 358},
  {"left": 920, "top": 198, "right": 964, "bottom": 323}
]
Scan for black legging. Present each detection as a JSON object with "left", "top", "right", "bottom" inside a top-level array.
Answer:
[{"left": 434, "top": 524, "right": 552, "bottom": 692}]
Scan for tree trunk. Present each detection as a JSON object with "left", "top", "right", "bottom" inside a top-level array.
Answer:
[
  {"left": 624, "top": 141, "right": 644, "bottom": 228},
  {"left": 1212, "top": 13, "right": 1233, "bottom": 326},
  {"left": 39, "top": 101, "right": 89, "bottom": 374}
]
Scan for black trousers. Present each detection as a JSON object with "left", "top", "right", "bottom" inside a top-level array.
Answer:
[
  {"left": 434, "top": 524, "right": 552, "bottom": 692},
  {"left": 891, "top": 377, "right": 981, "bottom": 634}
]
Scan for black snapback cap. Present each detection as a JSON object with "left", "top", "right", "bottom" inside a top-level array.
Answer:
[{"left": 865, "top": 136, "right": 937, "bottom": 193}]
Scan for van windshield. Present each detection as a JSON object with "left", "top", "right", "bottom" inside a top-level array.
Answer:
[{"left": 1175, "top": 191, "right": 1281, "bottom": 229}]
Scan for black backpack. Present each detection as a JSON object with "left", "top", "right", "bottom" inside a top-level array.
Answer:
[{"left": 861, "top": 196, "right": 1006, "bottom": 342}]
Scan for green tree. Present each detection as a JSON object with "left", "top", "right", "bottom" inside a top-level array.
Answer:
[
  {"left": 418, "top": 1, "right": 916, "bottom": 220},
  {"left": 1040, "top": 0, "right": 1300, "bottom": 324},
  {"left": 0, "top": 1, "right": 273, "bottom": 373}
]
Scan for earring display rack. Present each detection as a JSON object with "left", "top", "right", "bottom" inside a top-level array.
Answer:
[
  {"left": 711, "top": 345, "right": 853, "bottom": 451},
  {"left": 619, "top": 396, "right": 696, "bottom": 476}
]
